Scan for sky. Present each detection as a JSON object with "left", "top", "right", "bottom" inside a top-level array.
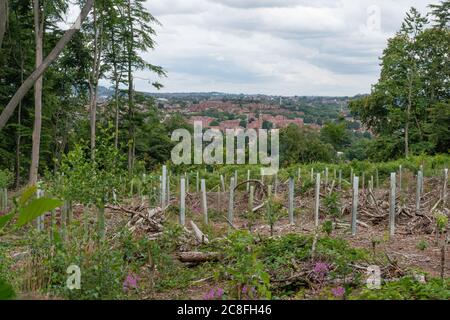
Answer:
[{"left": 68, "top": 0, "right": 435, "bottom": 96}]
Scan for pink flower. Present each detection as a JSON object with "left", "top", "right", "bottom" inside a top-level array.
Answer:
[
  {"left": 203, "top": 287, "right": 225, "bottom": 300},
  {"left": 123, "top": 273, "right": 140, "bottom": 291},
  {"left": 203, "top": 289, "right": 216, "bottom": 300},
  {"left": 313, "top": 262, "right": 329, "bottom": 276},
  {"left": 331, "top": 286, "right": 345, "bottom": 298}
]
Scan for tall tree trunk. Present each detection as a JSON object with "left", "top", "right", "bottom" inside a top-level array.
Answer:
[
  {"left": 89, "top": 4, "right": 104, "bottom": 160},
  {"left": 15, "top": 47, "right": 24, "bottom": 189},
  {"left": 89, "top": 81, "right": 97, "bottom": 159},
  {"left": 0, "top": 0, "right": 95, "bottom": 131},
  {"left": 29, "top": 0, "right": 44, "bottom": 185},
  {"left": 111, "top": 28, "right": 121, "bottom": 149},
  {"left": 0, "top": 0, "right": 6, "bottom": 49},
  {"left": 89, "top": 4, "right": 98, "bottom": 159},
  {"left": 405, "top": 76, "right": 412, "bottom": 158},
  {"left": 127, "top": 0, "right": 134, "bottom": 174},
  {"left": 114, "top": 78, "right": 120, "bottom": 149}
]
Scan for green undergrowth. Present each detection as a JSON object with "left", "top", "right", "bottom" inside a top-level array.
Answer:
[
  {"left": 2, "top": 223, "right": 448, "bottom": 300},
  {"left": 351, "top": 277, "right": 450, "bottom": 300}
]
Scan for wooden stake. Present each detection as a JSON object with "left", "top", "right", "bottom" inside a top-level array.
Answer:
[
  {"left": 443, "top": 168, "right": 448, "bottom": 207},
  {"left": 416, "top": 171, "right": 422, "bottom": 214},
  {"left": 186, "top": 173, "right": 190, "bottom": 193},
  {"left": 246, "top": 170, "right": 251, "bottom": 192},
  {"left": 228, "top": 177, "right": 235, "bottom": 223},
  {"left": 167, "top": 174, "right": 171, "bottom": 205},
  {"left": 288, "top": 177, "right": 295, "bottom": 224},
  {"left": 249, "top": 185, "right": 254, "bottom": 214},
  {"left": 351, "top": 176, "right": 359, "bottom": 236},
  {"left": 399, "top": 165, "right": 402, "bottom": 193},
  {"left": 389, "top": 172, "right": 396, "bottom": 238},
  {"left": 220, "top": 174, "right": 225, "bottom": 192},
  {"left": 420, "top": 165, "right": 424, "bottom": 193},
  {"left": 201, "top": 179, "right": 208, "bottom": 225},
  {"left": 36, "top": 184, "right": 44, "bottom": 231},
  {"left": 338, "top": 169, "right": 342, "bottom": 191},
  {"left": 196, "top": 171, "right": 199, "bottom": 193},
  {"left": 314, "top": 173, "right": 321, "bottom": 228},
  {"left": 162, "top": 166, "right": 167, "bottom": 210},
  {"left": 180, "top": 177, "right": 186, "bottom": 226}
]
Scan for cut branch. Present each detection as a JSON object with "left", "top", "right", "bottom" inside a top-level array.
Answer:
[{"left": 177, "top": 252, "right": 221, "bottom": 263}]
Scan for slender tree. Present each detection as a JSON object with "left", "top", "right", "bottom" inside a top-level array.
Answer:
[
  {"left": 0, "top": 0, "right": 6, "bottom": 49},
  {"left": 29, "top": 0, "right": 44, "bottom": 184},
  {"left": 124, "top": 0, "right": 165, "bottom": 173},
  {"left": 0, "top": 0, "right": 95, "bottom": 132}
]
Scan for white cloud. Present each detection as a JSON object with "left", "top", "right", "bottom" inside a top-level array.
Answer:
[{"left": 132, "top": 0, "right": 435, "bottom": 96}]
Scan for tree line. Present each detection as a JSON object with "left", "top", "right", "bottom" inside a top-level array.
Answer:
[
  {"left": 350, "top": 2, "right": 450, "bottom": 161},
  {"left": 0, "top": 0, "right": 166, "bottom": 187},
  {"left": 0, "top": 1, "right": 449, "bottom": 189}
]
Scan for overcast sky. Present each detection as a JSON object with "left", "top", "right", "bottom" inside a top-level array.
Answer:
[{"left": 103, "top": 0, "right": 434, "bottom": 96}]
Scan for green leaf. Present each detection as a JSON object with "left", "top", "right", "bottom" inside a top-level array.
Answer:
[
  {"left": 0, "top": 278, "right": 16, "bottom": 300},
  {"left": 19, "top": 185, "right": 37, "bottom": 206},
  {"left": 0, "top": 212, "right": 15, "bottom": 230},
  {"left": 16, "top": 198, "right": 63, "bottom": 227}
]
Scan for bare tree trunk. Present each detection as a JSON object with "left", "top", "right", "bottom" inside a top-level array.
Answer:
[
  {"left": 110, "top": 26, "right": 121, "bottom": 149},
  {"left": 15, "top": 47, "right": 24, "bottom": 189},
  {"left": 0, "top": 0, "right": 95, "bottom": 131},
  {"left": 405, "top": 76, "right": 412, "bottom": 158},
  {"left": 0, "top": 0, "right": 6, "bottom": 49},
  {"left": 114, "top": 79, "right": 120, "bottom": 149},
  {"left": 89, "top": 4, "right": 101, "bottom": 159},
  {"left": 29, "top": 0, "right": 44, "bottom": 185},
  {"left": 127, "top": 0, "right": 134, "bottom": 174}
]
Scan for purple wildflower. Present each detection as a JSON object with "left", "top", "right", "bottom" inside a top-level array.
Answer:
[
  {"left": 123, "top": 273, "right": 140, "bottom": 291},
  {"left": 331, "top": 286, "right": 345, "bottom": 298},
  {"left": 313, "top": 262, "right": 330, "bottom": 275},
  {"left": 216, "top": 288, "right": 224, "bottom": 298},
  {"left": 203, "top": 289, "right": 216, "bottom": 300}
]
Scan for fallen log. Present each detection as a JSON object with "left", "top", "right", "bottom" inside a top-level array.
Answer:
[
  {"left": 190, "top": 220, "right": 209, "bottom": 244},
  {"left": 177, "top": 252, "right": 222, "bottom": 263}
]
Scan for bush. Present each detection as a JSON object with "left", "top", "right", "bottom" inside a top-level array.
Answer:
[
  {"left": 0, "top": 169, "right": 13, "bottom": 189},
  {"left": 219, "top": 231, "right": 271, "bottom": 300}
]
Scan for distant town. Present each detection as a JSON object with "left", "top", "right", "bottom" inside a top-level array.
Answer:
[
  {"left": 100, "top": 89, "right": 367, "bottom": 133},
  {"left": 96, "top": 86, "right": 369, "bottom": 134}
]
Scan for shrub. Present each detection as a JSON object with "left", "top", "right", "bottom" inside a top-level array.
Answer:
[
  {"left": 0, "top": 169, "right": 13, "bottom": 189},
  {"left": 219, "top": 231, "right": 271, "bottom": 300}
]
